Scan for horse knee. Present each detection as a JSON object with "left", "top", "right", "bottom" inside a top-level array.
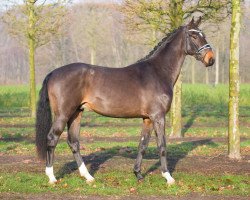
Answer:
[
  {"left": 47, "top": 132, "right": 59, "bottom": 147},
  {"left": 46, "top": 119, "right": 66, "bottom": 148}
]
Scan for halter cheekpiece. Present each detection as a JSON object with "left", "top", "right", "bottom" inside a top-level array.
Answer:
[{"left": 188, "top": 29, "right": 212, "bottom": 54}]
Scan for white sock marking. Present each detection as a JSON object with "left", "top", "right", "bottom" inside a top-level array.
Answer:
[
  {"left": 79, "top": 163, "right": 94, "bottom": 182},
  {"left": 45, "top": 166, "right": 57, "bottom": 184},
  {"left": 162, "top": 171, "right": 175, "bottom": 185}
]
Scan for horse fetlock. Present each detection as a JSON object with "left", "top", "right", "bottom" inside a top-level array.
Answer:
[
  {"left": 45, "top": 166, "right": 57, "bottom": 184},
  {"left": 162, "top": 171, "right": 175, "bottom": 185},
  {"left": 134, "top": 171, "right": 144, "bottom": 181},
  {"left": 79, "top": 163, "right": 94, "bottom": 182}
]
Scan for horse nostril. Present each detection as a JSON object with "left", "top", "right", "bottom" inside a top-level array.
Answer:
[{"left": 208, "top": 57, "right": 215, "bottom": 66}]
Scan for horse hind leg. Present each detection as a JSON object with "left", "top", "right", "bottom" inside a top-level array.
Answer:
[
  {"left": 134, "top": 118, "right": 153, "bottom": 181},
  {"left": 67, "top": 110, "right": 94, "bottom": 183},
  {"left": 46, "top": 116, "right": 67, "bottom": 184}
]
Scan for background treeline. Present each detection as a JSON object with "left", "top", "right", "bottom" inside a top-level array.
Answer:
[{"left": 0, "top": 0, "right": 249, "bottom": 85}]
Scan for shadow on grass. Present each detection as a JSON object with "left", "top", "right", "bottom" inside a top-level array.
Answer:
[
  {"left": 181, "top": 104, "right": 230, "bottom": 136},
  {"left": 0, "top": 133, "right": 34, "bottom": 143},
  {"left": 182, "top": 107, "right": 199, "bottom": 136},
  {"left": 0, "top": 107, "right": 30, "bottom": 118},
  {"left": 57, "top": 139, "right": 214, "bottom": 179}
]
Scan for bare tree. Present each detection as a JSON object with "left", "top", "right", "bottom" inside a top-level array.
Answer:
[
  {"left": 1, "top": 0, "right": 68, "bottom": 117},
  {"left": 228, "top": 0, "right": 241, "bottom": 159}
]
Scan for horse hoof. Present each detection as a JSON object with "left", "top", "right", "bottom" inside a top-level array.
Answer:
[
  {"left": 167, "top": 179, "right": 175, "bottom": 185},
  {"left": 138, "top": 178, "right": 144, "bottom": 183},
  {"left": 86, "top": 178, "right": 95, "bottom": 184},
  {"left": 48, "top": 180, "right": 58, "bottom": 185}
]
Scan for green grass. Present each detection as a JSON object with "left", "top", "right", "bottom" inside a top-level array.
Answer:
[
  {"left": 0, "top": 171, "right": 248, "bottom": 196},
  {"left": 240, "top": 139, "right": 250, "bottom": 147},
  {"left": 182, "top": 84, "right": 250, "bottom": 107},
  {"left": 0, "top": 85, "right": 38, "bottom": 109}
]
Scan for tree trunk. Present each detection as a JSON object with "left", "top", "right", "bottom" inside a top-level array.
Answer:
[
  {"left": 28, "top": 1, "right": 36, "bottom": 118},
  {"left": 228, "top": 0, "right": 241, "bottom": 159},
  {"left": 170, "top": 73, "right": 182, "bottom": 138},
  {"left": 169, "top": 0, "right": 184, "bottom": 138}
]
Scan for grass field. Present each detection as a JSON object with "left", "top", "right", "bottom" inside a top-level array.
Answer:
[{"left": 0, "top": 84, "right": 249, "bottom": 199}]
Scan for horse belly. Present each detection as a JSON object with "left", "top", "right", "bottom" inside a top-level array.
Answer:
[{"left": 82, "top": 96, "right": 145, "bottom": 118}]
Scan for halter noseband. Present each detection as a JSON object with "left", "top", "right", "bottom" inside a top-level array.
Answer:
[{"left": 186, "top": 29, "right": 212, "bottom": 60}]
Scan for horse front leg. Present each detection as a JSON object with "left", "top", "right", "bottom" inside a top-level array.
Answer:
[
  {"left": 134, "top": 118, "right": 153, "bottom": 181},
  {"left": 151, "top": 113, "right": 175, "bottom": 185}
]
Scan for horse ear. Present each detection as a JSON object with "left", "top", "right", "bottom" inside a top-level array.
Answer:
[
  {"left": 195, "top": 16, "right": 202, "bottom": 27},
  {"left": 187, "top": 17, "right": 195, "bottom": 28}
]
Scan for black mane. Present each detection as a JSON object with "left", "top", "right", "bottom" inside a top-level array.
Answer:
[{"left": 138, "top": 26, "right": 183, "bottom": 62}]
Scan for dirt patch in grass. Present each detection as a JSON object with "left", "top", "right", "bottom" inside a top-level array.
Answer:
[
  {"left": 0, "top": 152, "right": 249, "bottom": 176},
  {"left": 81, "top": 136, "right": 249, "bottom": 144},
  {"left": 0, "top": 193, "right": 249, "bottom": 200}
]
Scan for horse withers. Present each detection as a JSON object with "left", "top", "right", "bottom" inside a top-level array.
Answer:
[{"left": 36, "top": 17, "right": 214, "bottom": 185}]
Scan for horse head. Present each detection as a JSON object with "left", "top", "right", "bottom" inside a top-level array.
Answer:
[{"left": 185, "top": 17, "right": 215, "bottom": 67}]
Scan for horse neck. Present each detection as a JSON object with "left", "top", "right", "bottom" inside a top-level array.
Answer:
[{"left": 151, "top": 28, "right": 186, "bottom": 87}]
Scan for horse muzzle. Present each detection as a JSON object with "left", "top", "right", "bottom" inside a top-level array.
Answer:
[{"left": 203, "top": 51, "right": 215, "bottom": 67}]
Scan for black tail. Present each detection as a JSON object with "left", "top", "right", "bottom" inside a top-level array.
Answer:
[{"left": 35, "top": 74, "right": 52, "bottom": 160}]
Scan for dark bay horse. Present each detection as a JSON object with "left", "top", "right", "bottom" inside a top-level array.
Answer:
[{"left": 36, "top": 17, "right": 214, "bottom": 185}]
